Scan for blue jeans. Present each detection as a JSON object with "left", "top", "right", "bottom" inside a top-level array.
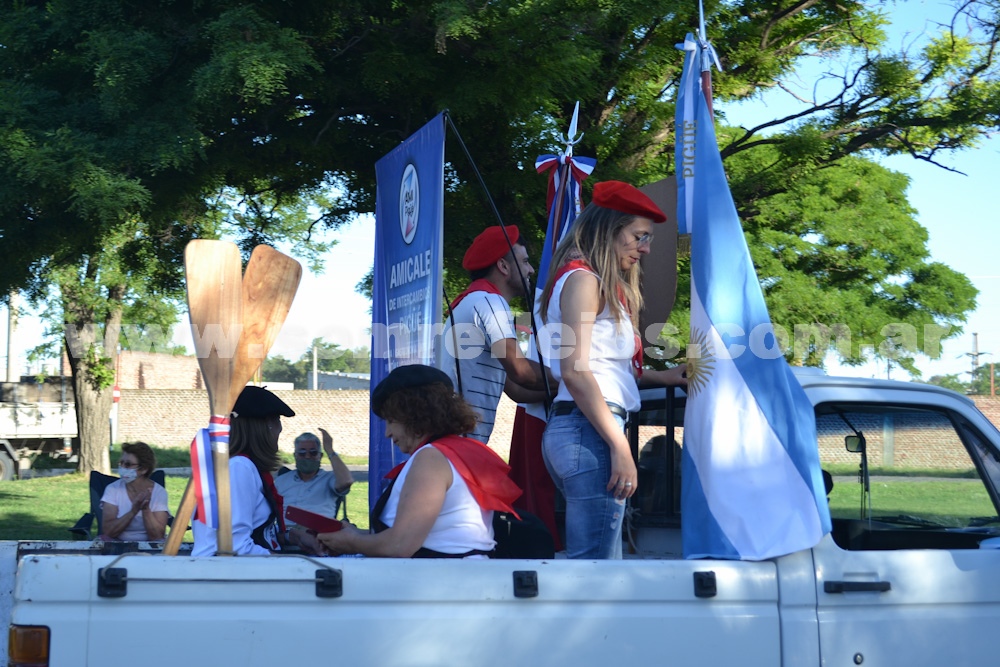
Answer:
[{"left": 542, "top": 407, "right": 626, "bottom": 559}]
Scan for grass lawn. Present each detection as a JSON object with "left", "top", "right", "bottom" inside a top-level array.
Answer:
[
  {"left": 0, "top": 473, "right": 371, "bottom": 541},
  {"left": 828, "top": 477, "right": 996, "bottom": 527}
]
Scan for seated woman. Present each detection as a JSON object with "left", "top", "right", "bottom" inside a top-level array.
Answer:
[
  {"left": 192, "top": 385, "right": 320, "bottom": 556},
  {"left": 100, "top": 441, "right": 170, "bottom": 541},
  {"left": 318, "top": 364, "right": 521, "bottom": 558}
]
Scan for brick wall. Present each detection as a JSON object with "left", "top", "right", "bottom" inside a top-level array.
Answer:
[
  {"left": 118, "top": 389, "right": 518, "bottom": 459},
  {"left": 119, "top": 389, "right": 368, "bottom": 456},
  {"left": 115, "top": 380, "right": 1000, "bottom": 463},
  {"left": 117, "top": 351, "right": 204, "bottom": 390}
]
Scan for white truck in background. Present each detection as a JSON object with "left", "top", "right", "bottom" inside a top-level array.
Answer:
[
  {"left": 7, "top": 371, "right": 1000, "bottom": 666},
  {"left": 0, "top": 380, "right": 77, "bottom": 480}
]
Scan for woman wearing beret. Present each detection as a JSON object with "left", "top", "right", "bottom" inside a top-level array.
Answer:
[
  {"left": 193, "top": 386, "right": 318, "bottom": 556},
  {"left": 538, "top": 180, "right": 687, "bottom": 559},
  {"left": 318, "top": 364, "right": 521, "bottom": 558}
]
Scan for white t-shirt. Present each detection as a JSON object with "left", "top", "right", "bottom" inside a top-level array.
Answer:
[
  {"left": 100, "top": 478, "right": 169, "bottom": 541},
  {"left": 192, "top": 456, "right": 277, "bottom": 556},
  {"left": 275, "top": 469, "right": 347, "bottom": 525},
  {"left": 382, "top": 445, "right": 495, "bottom": 555},
  {"left": 444, "top": 290, "right": 516, "bottom": 444},
  {"left": 541, "top": 267, "right": 640, "bottom": 412}
]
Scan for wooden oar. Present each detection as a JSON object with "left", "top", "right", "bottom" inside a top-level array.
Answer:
[
  {"left": 229, "top": 245, "right": 302, "bottom": 399},
  {"left": 164, "top": 240, "right": 243, "bottom": 556},
  {"left": 164, "top": 244, "right": 301, "bottom": 556},
  {"left": 163, "top": 477, "right": 197, "bottom": 556}
]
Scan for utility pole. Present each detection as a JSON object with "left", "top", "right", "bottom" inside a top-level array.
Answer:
[
  {"left": 312, "top": 343, "right": 318, "bottom": 390},
  {"left": 6, "top": 290, "right": 19, "bottom": 383},
  {"left": 963, "top": 333, "right": 992, "bottom": 393}
]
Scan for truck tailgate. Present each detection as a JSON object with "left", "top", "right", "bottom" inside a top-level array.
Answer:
[{"left": 13, "top": 554, "right": 781, "bottom": 666}]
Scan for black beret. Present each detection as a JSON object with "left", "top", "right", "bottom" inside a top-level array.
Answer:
[
  {"left": 232, "top": 385, "right": 295, "bottom": 419},
  {"left": 371, "top": 364, "right": 453, "bottom": 418}
]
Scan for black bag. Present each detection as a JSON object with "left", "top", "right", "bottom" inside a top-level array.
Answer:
[{"left": 492, "top": 509, "right": 556, "bottom": 559}]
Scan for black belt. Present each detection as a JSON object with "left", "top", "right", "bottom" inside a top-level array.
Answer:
[{"left": 550, "top": 400, "right": 629, "bottom": 421}]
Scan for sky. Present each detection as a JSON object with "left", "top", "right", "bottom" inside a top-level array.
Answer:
[
  {"left": 2, "top": 0, "right": 996, "bottom": 385},
  {"left": 724, "top": 0, "right": 1000, "bottom": 382}
]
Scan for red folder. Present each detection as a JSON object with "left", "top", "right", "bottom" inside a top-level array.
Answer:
[{"left": 285, "top": 506, "right": 343, "bottom": 534}]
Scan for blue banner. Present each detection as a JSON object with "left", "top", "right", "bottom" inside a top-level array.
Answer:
[{"left": 369, "top": 114, "right": 446, "bottom": 509}]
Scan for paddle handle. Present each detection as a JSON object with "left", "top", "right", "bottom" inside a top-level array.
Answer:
[
  {"left": 212, "top": 432, "right": 234, "bottom": 555},
  {"left": 163, "top": 479, "right": 195, "bottom": 556}
]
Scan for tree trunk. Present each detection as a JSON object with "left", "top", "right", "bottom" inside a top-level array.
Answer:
[
  {"left": 72, "top": 363, "right": 113, "bottom": 475},
  {"left": 65, "top": 284, "right": 125, "bottom": 476}
]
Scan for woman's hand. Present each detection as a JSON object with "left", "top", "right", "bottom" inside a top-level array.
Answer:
[
  {"left": 641, "top": 363, "right": 688, "bottom": 388},
  {"left": 133, "top": 486, "right": 152, "bottom": 512},
  {"left": 607, "top": 441, "right": 638, "bottom": 500},
  {"left": 317, "top": 521, "right": 362, "bottom": 556},
  {"left": 287, "top": 525, "right": 326, "bottom": 555}
]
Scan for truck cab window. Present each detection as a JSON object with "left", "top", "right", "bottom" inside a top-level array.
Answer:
[{"left": 816, "top": 404, "right": 1000, "bottom": 551}]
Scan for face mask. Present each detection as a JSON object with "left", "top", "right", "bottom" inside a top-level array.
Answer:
[
  {"left": 295, "top": 459, "right": 321, "bottom": 475},
  {"left": 118, "top": 467, "right": 138, "bottom": 482}
]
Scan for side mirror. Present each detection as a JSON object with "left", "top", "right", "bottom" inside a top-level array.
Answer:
[{"left": 845, "top": 434, "right": 866, "bottom": 453}]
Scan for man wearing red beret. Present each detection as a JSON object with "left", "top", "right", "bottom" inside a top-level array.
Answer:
[{"left": 445, "top": 225, "right": 549, "bottom": 445}]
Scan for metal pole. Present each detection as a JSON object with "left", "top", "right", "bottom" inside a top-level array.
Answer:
[
  {"left": 312, "top": 344, "right": 318, "bottom": 390},
  {"left": 6, "top": 290, "right": 18, "bottom": 383}
]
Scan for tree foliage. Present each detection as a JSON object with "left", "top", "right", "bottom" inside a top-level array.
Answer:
[
  {"left": 927, "top": 364, "right": 998, "bottom": 395},
  {"left": 2, "top": 0, "right": 999, "bottom": 471},
  {"left": 262, "top": 339, "right": 371, "bottom": 388}
]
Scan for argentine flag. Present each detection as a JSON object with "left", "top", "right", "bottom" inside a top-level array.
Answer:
[{"left": 677, "top": 34, "right": 832, "bottom": 560}]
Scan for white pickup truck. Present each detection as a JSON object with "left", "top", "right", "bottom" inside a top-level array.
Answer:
[{"left": 7, "top": 371, "right": 1000, "bottom": 667}]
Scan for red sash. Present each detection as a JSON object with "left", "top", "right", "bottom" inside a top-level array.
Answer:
[
  {"left": 386, "top": 435, "right": 523, "bottom": 517},
  {"left": 449, "top": 278, "right": 503, "bottom": 310},
  {"left": 234, "top": 454, "right": 286, "bottom": 533},
  {"left": 550, "top": 260, "right": 643, "bottom": 376}
]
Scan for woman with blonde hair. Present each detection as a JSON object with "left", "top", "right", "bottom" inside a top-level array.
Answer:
[{"left": 539, "top": 180, "right": 686, "bottom": 559}]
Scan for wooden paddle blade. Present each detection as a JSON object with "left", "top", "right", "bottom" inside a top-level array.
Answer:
[
  {"left": 185, "top": 240, "right": 243, "bottom": 416},
  {"left": 229, "top": 245, "right": 302, "bottom": 399},
  {"left": 163, "top": 479, "right": 195, "bottom": 556}
]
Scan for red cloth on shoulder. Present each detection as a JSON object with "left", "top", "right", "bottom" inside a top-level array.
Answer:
[
  {"left": 385, "top": 435, "right": 523, "bottom": 517},
  {"left": 449, "top": 278, "right": 503, "bottom": 311}
]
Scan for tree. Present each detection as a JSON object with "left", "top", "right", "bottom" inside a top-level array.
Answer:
[
  {"left": 926, "top": 374, "right": 970, "bottom": 393},
  {"left": 969, "top": 364, "right": 998, "bottom": 395},
  {"left": 261, "top": 356, "right": 306, "bottom": 388},
  {"left": 300, "top": 339, "right": 372, "bottom": 375}
]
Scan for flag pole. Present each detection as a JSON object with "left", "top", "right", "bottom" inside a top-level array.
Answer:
[
  {"left": 698, "top": 0, "right": 715, "bottom": 120},
  {"left": 549, "top": 102, "right": 583, "bottom": 257}
]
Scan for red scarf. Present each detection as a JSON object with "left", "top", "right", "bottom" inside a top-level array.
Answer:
[
  {"left": 551, "top": 259, "right": 643, "bottom": 377},
  {"left": 449, "top": 278, "right": 503, "bottom": 310},
  {"left": 386, "top": 435, "right": 523, "bottom": 517}
]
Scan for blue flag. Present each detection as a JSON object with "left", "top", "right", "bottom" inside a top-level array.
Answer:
[{"left": 677, "top": 34, "right": 832, "bottom": 560}]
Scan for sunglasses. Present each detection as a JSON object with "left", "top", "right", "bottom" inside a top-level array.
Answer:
[{"left": 628, "top": 232, "right": 653, "bottom": 248}]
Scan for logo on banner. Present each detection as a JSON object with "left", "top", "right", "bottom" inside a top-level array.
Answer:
[{"left": 400, "top": 163, "right": 419, "bottom": 244}]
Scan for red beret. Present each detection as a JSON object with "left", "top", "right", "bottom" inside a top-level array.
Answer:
[
  {"left": 591, "top": 181, "right": 667, "bottom": 223},
  {"left": 462, "top": 225, "right": 520, "bottom": 271}
]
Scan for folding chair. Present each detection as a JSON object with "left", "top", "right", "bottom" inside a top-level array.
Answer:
[{"left": 69, "top": 469, "right": 168, "bottom": 540}]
